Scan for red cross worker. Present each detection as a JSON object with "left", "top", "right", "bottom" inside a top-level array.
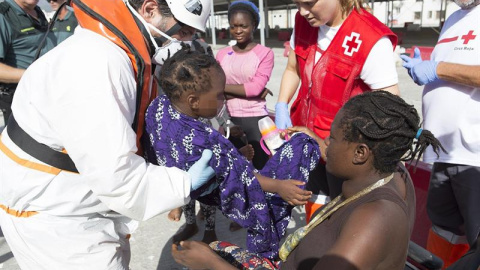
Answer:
[{"left": 274, "top": 0, "right": 400, "bottom": 218}]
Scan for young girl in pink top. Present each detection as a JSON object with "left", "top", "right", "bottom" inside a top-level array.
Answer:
[{"left": 216, "top": 1, "right": 274, "bottom": 170}]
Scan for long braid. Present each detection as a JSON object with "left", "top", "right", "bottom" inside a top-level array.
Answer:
[
  {"left": 340, "top": 91, "right": 445, "bottom": 173},
  {"left": 160, "top": 46, "right": 223, "bottom": 102}
]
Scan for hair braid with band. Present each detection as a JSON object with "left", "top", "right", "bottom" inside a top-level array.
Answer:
[
  {"left": 160, "top": 45, "right": 223, "bottom": 102},
  {"left": 340, "top": 91, "right": 445, "bottom": 173}
]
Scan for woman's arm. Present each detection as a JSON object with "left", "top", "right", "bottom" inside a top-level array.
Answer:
[
  {"left": 374, "top": 84, "right": 400, "bottom": 96},
  {"left": 224, "top": 49, "right": 275, "bottom": 98},
  {"left": 437, "top": 63, "right": 480, "bottom": 88},
  {"left": 278, "top": 49, "right": 301, "bottom": 103},
  {"left": 275, "top": 50, "right": 300, "bottom": 129},
  {"left": 224, "top": 84, "right": 247, "bottom": 98}
]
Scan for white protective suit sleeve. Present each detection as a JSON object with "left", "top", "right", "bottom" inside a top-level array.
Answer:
[{"left": 35, "top": 29, "right": 191, "bottom": 221}]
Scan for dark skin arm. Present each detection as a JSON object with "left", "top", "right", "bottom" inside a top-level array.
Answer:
[
  {"left": 225, "top": 87, "right": 273, "bottom": 100},
  {"left": 224, "top": 84, "right": 247, "bottom": 98},
  {"left": 259, "top": 87, "right": 273, "bottom": 99},
  {"left": 229, "top": 125, "right": 245, "bottom": 138},
  {"left": 255, "top": 173, "right": 312, "bottom": 206}
]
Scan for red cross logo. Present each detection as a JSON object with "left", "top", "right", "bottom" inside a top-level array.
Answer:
[
  {"left": 461, "top": 30, "right": 476, "bottom": 45},
  {"left": 342, "top": 32, "right": 362, "bottom": 56}
]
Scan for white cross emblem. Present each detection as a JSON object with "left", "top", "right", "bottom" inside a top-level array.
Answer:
[{"left": 342, "top": 32, "right": 362, "bottom": 56}]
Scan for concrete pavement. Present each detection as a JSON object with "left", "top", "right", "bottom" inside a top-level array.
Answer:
[{"left": 0, "top": 47, "right": 424, "bottom": 270}]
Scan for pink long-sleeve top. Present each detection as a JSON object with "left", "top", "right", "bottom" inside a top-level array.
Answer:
[{"left": 216, "top": 44, "right": 274, "bottom": 117}]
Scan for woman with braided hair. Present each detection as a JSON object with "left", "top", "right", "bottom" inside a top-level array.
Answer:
[
  {"left": 172, "top": 91, "right": 445, "bottom": 270},
  {"left": 276, "top": 0, "right": 401, "bottom": 222}
]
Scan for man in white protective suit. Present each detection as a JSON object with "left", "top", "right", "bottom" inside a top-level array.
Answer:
[{"left": 0, "top": 0, "right": 215, "bottom": 269}]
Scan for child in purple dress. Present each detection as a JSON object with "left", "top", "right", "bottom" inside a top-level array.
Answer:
[{"left": 145, "top": 47, "right": 320, "bottom": 259}]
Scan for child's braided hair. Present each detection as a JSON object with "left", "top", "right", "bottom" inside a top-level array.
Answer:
[{"left": 160, "top": 45, "right": 223, "bottom": 102}]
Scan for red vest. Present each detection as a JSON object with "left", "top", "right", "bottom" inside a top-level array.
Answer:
[
  {"left": 72, "top": 0, "right": 156, "bottom": 154},
  {"left": 290, "top": 9, "right": 397, "bottom": 139}
]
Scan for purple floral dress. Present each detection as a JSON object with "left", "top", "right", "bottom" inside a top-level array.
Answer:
[{"left": 145, "top": 95, "right": 320, "bottom": 259}]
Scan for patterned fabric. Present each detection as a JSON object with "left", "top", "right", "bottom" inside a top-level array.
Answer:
[
  {"left": 210, "top": 241, "right": 280, "bottom": 270},
  {"left": 183, "top": 200, "right": 216, "bottom": 231},
  {"left": 145, "top": 95, "right": 320, "bottom": 259}
]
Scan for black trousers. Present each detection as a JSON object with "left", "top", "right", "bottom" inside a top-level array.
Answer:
[
  {"left": 306, "top": 161, "right": 344, "bottom": 198},
  {"left": 230, "top": 116, "right": 269, "bottom": 170},
  {"left": 427, "top": 162, "right": 480, "bottom": 246},
  {"left": 0, "top": 84, "right": 16, "bottom": 124},
  {"left": 0, "top": 92, "right": 14, "bottom": 124}
]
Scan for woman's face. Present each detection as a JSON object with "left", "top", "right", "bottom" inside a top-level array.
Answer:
[
  {"left": 293, "top": 0, "right": 342, "bottom": 27},
  {"left": 325, "top": 110, "right": 356, "bottom": 179},
  {"left": 48, "top": 0, "right": 66, "bottom": 12},
  {"left": 196, "top": 68, "right": 226, "bottom": 119},
  {"left": 229, "top": 12, "right": 255, "bottom": 45}
]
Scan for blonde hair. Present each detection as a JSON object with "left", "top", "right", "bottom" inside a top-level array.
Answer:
[{"left": 339, "top": 0, "right": 371, "bottom": 17}]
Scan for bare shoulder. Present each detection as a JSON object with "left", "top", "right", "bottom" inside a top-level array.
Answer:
[{"left": 325, "top": 200, "right": 410, "bottom": 269}]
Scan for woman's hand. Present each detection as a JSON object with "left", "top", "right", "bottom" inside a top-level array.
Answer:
[
  {"left": 276, "top": 180, "right": 312, "bottom": 206},
  {"left": 229, "top": 125, "right": 245, "bottom": 138},
  {"left": 172, "top": 241, "right": 234, "bottom": 270},
  {"left": 285, "top": 126, "right": 327, "bottom": 161},
  {"left": 239, "top": 144, "right": 254, "bottom": 161},
  {"left": 259, "top": 87, "right": 273, "bottom": 100},
  {"left": 225, "top": 93, "right": 236, "bottom": 100}
]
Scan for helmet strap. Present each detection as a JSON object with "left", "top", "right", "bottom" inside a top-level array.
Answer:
[
  {"left": 164, "top": 22, "right": 183, "bottom": 37},
  {"left": 153, "top": 22, "right": 182, "bottom": 47}
]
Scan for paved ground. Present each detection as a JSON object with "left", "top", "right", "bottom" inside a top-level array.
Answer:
[{"left": 0, "top": 42, "right": 425, "bottom": 269}]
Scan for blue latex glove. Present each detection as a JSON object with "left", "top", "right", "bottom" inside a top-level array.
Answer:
[
  {"left": 188, "top": 150, "right": 215, "bottom": 190},
  {"left": 400, "top": 47, "right": 439, "bottom": 86},
  {"left": 275, "top": 102, "right": 293, "bottom": 129}
]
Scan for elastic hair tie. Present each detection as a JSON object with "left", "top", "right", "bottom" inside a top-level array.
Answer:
[{"left": 415, "top": 128, "right": 423, "bottom": 139}]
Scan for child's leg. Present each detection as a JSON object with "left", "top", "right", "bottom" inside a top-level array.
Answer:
[
  {"left": 200, "top": 203, "right": 218, "bottom": 244},
  {"left": 172, "top": 200, "right": 198, "bottom": 243},
  {"left": 183, "top": 200, "right": 197, "bottom": 226}
]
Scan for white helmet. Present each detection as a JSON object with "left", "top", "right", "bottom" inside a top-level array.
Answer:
[{"left": 166, "top": 0, "right": 211, "bottom": 32}]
